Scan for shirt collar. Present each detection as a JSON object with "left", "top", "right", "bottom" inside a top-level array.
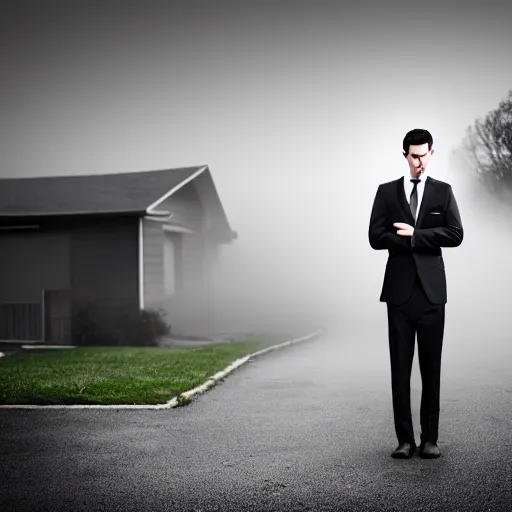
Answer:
[{"left": 404, "top": 172, "right": 426, "bottom": 184}]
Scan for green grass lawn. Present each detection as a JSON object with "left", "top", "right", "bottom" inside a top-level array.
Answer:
[{"left": 0, "top": 341, "right": 268, "bottom": 406}]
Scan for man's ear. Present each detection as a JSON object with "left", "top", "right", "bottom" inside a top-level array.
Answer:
[
  {"left": 431, "top": 148, "right": 435, "bottom": 155},
  {"left": 403, "top": 151, "right": 407, "bottom": 158}
]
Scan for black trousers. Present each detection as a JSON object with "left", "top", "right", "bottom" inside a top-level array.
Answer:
[{"left": 386, "top": 274, "right": 445, "bottom": 446}]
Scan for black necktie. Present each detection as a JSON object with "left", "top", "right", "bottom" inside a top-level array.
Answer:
[{"left": 409, "top": 178, "right": 421, "bottom": 221}]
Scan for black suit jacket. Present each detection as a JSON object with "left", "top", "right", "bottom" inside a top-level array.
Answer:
[{"left": 368, "top": 175, "right": 463, "bottom": 305}]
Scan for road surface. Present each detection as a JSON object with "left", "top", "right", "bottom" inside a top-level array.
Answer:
[{"left": 1, "top": 326, "right": 511, "bottom": 511}]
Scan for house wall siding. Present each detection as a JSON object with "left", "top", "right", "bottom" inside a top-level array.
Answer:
[
  {"left": 0, "top": 218, "right": 139, "bottom": 342},
  {"left": 143, "top": 182, "right": 214, "bottom": 336},
  {"left": 141, "top": 218, "right": 165, "bottom": 310},
  {"left": 70, "top": 217, "right": 139, "bottom": 342},
  {"left": 0, "top": 228, "right": 71, "bottom": 340},
  {"left": 0, "top": 229, "right": 71, "bottom": 303},
  {"left": 154, "top": 181, "right": 204, "bottom": 231}
]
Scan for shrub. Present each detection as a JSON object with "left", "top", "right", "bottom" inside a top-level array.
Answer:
[
  {"left": 73, "top": 306, "right": 108, "bottom": 346},
  {"left": 73, "top": 306, "right": 171, "bottom": 346},
  {"left": 118, "top": 309, "right": 171, "bottom": 346}
]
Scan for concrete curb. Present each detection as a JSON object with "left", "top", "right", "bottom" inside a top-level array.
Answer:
[
  {"left": 0, "top": 329, "right": 324, "bottom": 410},
  {"left": 22, "top": 345, "right": 77, "bottom": 349}
]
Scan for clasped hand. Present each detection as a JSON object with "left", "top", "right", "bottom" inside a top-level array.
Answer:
[{"left": 393, "top": 222, "right": 414, "bottom": 236}]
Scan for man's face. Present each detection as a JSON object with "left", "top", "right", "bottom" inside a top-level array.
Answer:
[{"left": 404, "top": 143, "right": 432, "bottom": 178}]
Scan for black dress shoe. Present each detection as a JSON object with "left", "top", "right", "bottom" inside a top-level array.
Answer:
[
  {"left": 419, "top": 441, "right": 440, "bottom": 459},
  {"left": 391, "top": 442, "right": 416, "bottom": 459}
]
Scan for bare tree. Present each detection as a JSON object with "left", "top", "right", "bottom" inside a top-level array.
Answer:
[{"left": 462, "top": 89, "right": 512, "bottom": 196}]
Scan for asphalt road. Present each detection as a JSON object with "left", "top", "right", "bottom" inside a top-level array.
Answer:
[{"left": 1, "top": 326, "right": 511, "bottom": 512}]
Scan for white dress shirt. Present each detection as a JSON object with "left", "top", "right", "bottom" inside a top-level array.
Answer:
[
  {"left": 404, "top": 172, "right": 425, "bottom": 249},
  {"left": 403, "top": 172, "right": 425, "bottom": 215}
]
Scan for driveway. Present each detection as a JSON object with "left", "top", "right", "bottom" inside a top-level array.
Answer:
[{"left": 1, "top": 325, "right": 511, "bottom": 511}]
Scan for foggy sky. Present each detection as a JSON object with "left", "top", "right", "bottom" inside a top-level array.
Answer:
[{"left": 1, "top": 0, "right": 512, "bottom": 346}]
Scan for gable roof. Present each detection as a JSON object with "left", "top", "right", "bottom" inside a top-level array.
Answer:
[
  {"left": 0, "top": 166, "right": 237, "bottom": 241},
  {"left": 0, "top": 166, "right": 204, "bottom": 216}
]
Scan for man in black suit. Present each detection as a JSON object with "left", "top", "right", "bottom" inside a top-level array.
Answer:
[{"left": 368, "top": 129, "right": 463, "bottom": 459}]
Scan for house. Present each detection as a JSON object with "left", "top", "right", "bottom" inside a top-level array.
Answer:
[{"left": 0, "top": 166, "right": 237, "bottom": 344}]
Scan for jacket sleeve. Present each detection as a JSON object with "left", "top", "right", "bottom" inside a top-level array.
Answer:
[
  {"left": 369, "top": 186, "right": 412, "bottom": 252},
  {"left": 411, "top": 185, "right": 464, "bottom": 250}
]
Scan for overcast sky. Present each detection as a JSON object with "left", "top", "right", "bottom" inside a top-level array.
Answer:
[{"left": 1, "top": 0, "right": 511, "bottom": 346}]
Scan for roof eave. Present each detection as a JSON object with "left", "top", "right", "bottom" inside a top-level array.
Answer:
[
  {"left": 0, "top": 210, "right": 146, "bottom": 224},
  {"left": 215, "top": 229, "right": 238, "bottom": 244}
]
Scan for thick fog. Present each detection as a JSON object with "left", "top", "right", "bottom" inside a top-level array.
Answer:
[{"left": 1, "top": 0, "right": 512, "bottom": 366}]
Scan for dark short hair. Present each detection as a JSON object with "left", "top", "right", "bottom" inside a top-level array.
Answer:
[{"left": 403, "top": 129, "right": 433, "bottom": 155}]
